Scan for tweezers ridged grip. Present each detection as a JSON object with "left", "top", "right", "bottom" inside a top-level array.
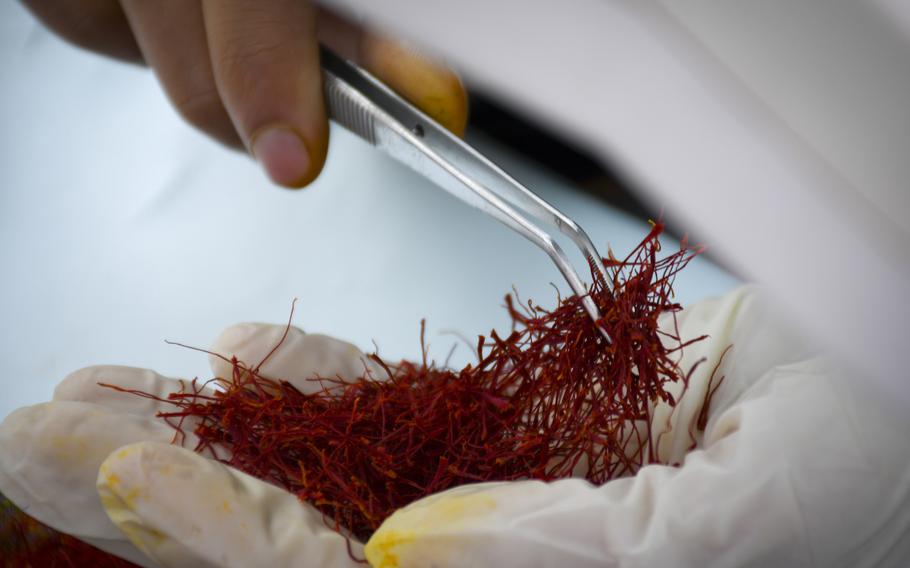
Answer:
[{"left": 323, "top": 73, "right": 376, "bottom": 145}]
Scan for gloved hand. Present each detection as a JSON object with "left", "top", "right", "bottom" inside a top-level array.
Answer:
[
  {"left": 3, "top": 287, "right": 909, "bottom": 567},
  {"left": 364, "top": 287, "right": 910, "bottom": 567},
  {"left": 0, "top": 323, "right": 386, "bottom": 567},
  {"left": 22, "top": 0, "right": 468, "bottom": 188}
]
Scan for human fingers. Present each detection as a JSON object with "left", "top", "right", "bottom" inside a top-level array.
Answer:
[
  {"left": 562, "top": 287, "right": 770, "bottom": 477},
  {"left": 119, "top": 0, "right": 241, "bottom": 148},
  {"left": 26, "top": 0, "right": 468, "bottom": 188},
  {"left": 312, "top": 11, "right": 468, "bottom": 136},
  {"left": 367, "top": 359, "right": 910, "bottom": 567},
  {"left": 359, "top": 33, "right": 468, "bottom": 136},
  {"left": 650, "top": 286, "right": 816, "bottom": 465},
  {"left": 365, "top": 290, "right": 910, "bottom": 567},
  {"left": 315, "top": 10, "right": 468, "bottom": 136},
  {"left": 201, "top": 0, "right": 326, "bottom": 188},
  {"left": 0, "top": 400, "right": 174, "bottom": 566},
  {"left": 98, "top": 441, "right": 364, "bottom": 568},
  {"left": 52, "top": 365, "right": 229, "bottom": 461},
  {"left": 209, "top": 323, "right": 386, "bottom": 393},
  {"left": 54, "top": 364, "right": 212, "bottom": 416},
  {"left": 202, "top": 1, "right": 469, "bottom": 189},
  {"left": 21, "top": 0, "right": 142, "bottom": 63},
  {"left": 0, "top": 365, "right": 228, "bottom": 548}
]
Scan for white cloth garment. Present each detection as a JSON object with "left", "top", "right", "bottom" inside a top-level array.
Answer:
[{"left": 1, "top": 286, "right": 908, "bottom": 567}]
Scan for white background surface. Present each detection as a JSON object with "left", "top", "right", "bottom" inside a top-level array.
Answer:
[{"left": 0, "top": 3, "right": 737, "bottom": 420}]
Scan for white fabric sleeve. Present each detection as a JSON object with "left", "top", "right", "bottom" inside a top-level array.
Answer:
[{"left": 365, "top": 287, "right": 910, "bottom": 567}]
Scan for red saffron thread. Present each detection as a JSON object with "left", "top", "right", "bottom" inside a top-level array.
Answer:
[
  {"left": 106, "top": 221, "right": 706, "bottom": 542},
  {"left": 1, "top": 490, "right": 139, "bottom": 567}
]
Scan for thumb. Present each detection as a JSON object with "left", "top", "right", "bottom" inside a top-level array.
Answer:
[{"left": 202, "top": 0, "right": 327, "bottom": 189}]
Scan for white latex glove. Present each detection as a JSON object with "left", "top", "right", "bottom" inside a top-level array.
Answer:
[
  {"left": 0, "top": 323, "right": 383, "bottom": 567},
  {"left": 6, "top": 287, "right": 908, "bottom": 567},
  {"left": 364, "top": 286, "right": 910, "bottom": 567}
]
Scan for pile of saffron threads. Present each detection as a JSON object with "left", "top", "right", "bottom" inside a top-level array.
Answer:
[
  {"left": 1, "top": 490, "right": 140, "bottom": 567},
  {"left": 112, "top": 221, "right": 705, "bottom": 541}
]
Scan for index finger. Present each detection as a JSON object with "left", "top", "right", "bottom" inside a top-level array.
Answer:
[
  {"left": 202, "top": 0, "right": 327, "bottom": 188},
  {"left": 209, "top": 323, "right": 386, "bottom": 393}
]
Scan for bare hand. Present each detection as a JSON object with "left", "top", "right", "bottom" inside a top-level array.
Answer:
[{"left": 23, "top": 0, "right": 468, "bottom": 188}]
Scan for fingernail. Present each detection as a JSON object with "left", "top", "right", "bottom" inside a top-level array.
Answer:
[{"left": 251, "top": 125, "right": 311, "bottom": 188}]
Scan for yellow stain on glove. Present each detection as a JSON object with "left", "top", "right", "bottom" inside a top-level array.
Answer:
[
  {"left": 97, "top": 445, "right": 165, "bottom": 557},
  {"left": 365, "top": 491, "right": 497, "bottom": 568}
]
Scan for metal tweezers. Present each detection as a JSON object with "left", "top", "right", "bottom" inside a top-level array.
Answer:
[{"left": 321, "top": 48, "right": 612, "bottom": 343}]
